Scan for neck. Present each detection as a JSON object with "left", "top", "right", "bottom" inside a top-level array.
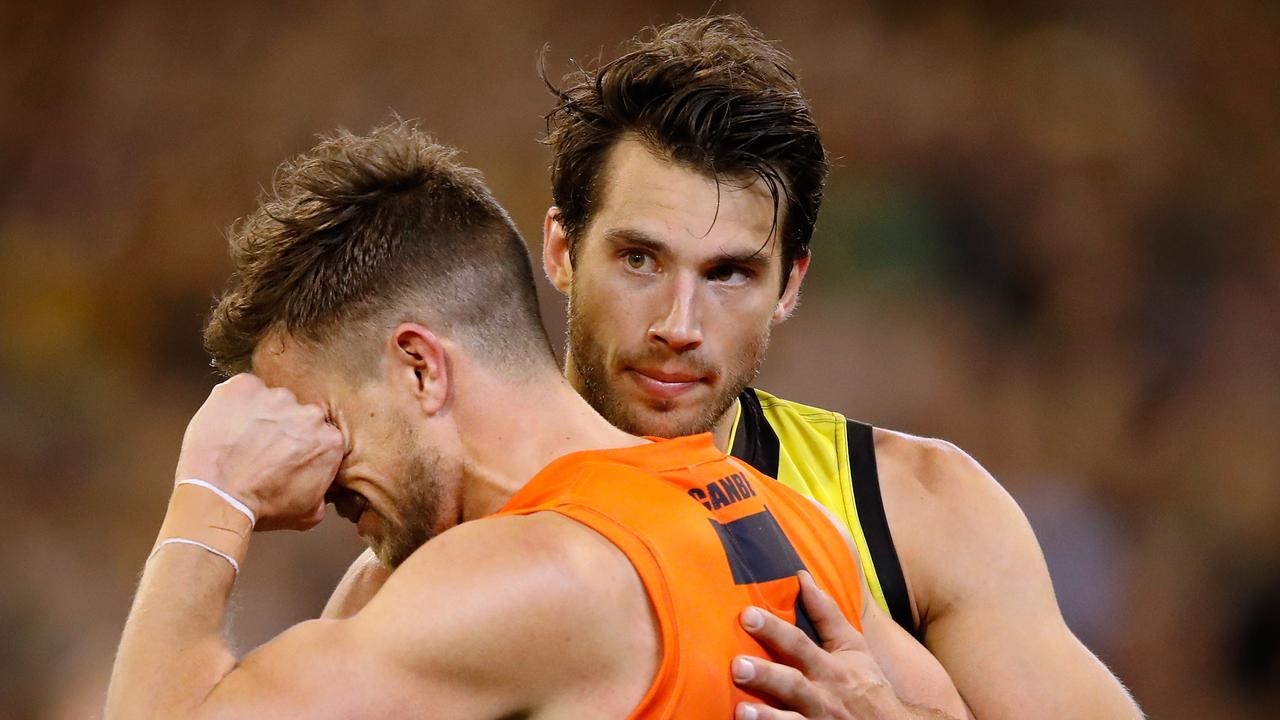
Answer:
[
  {"left": 455, "top": 366, "right": 645, "bottom": 522},
  {"left": 709, "top": 398, "right": 741, "bottom": 451}
]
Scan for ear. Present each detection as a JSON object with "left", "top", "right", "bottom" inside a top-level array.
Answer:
[
  {"left": 542, "top": 206, "right": 573, "bottom": 295},
  {"left": 386, "top": 323, "right": 450, "bottom": 416},
  {"left": 772, "top": 254, "right": 811, "bottom": 325}
]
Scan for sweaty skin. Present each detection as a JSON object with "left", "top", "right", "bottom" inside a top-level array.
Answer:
[
  {"left": 327, "top": 139, "right": 1142, "bottom": 718},
  {"left": 108, "top": 324, "right": 965, "bottom": 718},
  {"left": 106, "top": 349, "right": 665, "bottom": 719}
]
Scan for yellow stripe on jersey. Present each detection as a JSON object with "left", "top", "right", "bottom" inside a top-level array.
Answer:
[{"left": 748, "top": 389, "right": 892, "bottom": 619}]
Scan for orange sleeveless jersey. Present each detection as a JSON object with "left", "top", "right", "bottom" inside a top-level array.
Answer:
[{"left": 494, "top": 434, "right": 864, "bottom": 719}]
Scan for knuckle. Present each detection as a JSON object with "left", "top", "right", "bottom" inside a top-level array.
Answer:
[
  {"left": 782, "top": 666, "right": 807, "bottom": 695},
  {"left": 320, "top": 425, "right": 345, "bottom": 450},
  {"left": 760, "top": 664, "right": 801, "bottom": 696},
  {"left": 771, "top": 625, "right": 807, "bottom": 653}
]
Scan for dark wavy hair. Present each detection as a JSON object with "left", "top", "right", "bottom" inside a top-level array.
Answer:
[
  {"left": 205, "top": 120, "right": 554, "bottom": 377},
  {"left": 543, "top": 15, "right": 828, "bottom": 287}
]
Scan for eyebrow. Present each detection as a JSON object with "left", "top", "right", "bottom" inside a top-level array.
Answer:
[
  {"left": 601, "top": 226, "right": 775, "bottom": 268},
  {"left": 602, "top": 227, "right": 670, "bottom": 254}
]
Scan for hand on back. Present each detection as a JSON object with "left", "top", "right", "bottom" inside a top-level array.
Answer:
[{"left": 733, "top": 571, "right": 936, "bottom": 720}]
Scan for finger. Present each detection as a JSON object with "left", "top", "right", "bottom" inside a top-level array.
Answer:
[
  {"left": 735, "top": 702, "right": 805, "bottom": 720},
  {"left": 797, "top": 570, "right": 866, "bottom": 652},
  {"left": 740, "top": 605, "right": 826, "bottom": 673},
  {"left": 731, "top": 655, "right": 822, "bottom": 716},
  {"left": 268, "top": 385, "right": 299, "bottom": 406},
  {"left": 316, "top": 423, "right": 347, "bottom": 461},
  {"left": 304, "top": 501, "right": 328, "bottom": 529}
]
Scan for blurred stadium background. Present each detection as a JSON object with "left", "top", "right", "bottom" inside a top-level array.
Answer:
[{"left": 1, "top": 1, "right": 1277, "bottom": 718}]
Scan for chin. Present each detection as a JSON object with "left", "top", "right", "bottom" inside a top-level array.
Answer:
[{"left": 630, "top": 409, "right": 716, "bottom": 439}]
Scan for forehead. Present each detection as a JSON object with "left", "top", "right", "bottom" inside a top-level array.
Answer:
[
  {"left": 587, "top": 138, "right": 781, "bottom": 259},
  {"left": 250, "top": 332, "right": 328, "bottom": 401}
]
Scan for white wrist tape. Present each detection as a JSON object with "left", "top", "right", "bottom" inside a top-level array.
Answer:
[
  {"left": 150, "top": 537, "right": 240, "bottom": 576},
  {"left": 177, "top": 478, "right": 256, "bottom": 527}
]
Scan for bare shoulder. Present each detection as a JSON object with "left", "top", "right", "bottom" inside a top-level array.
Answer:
[
  {"left": 870, "top": 428, "right": 1049, "bottom": 620},
  {"left": 356, "top": 512, "right": 658, "bottom": 704},
  {"left": 219, "top": 514, "right": 659, "bottom": 718},
  {"left": 322, "top": 547, "right": 390, "bottom": 619},
  {"left": 872, "top": 428, "right": 995, "bottom": 498}
]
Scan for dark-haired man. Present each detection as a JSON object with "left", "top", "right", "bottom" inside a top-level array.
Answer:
[
  {"left": 535, "top": 16, "right": 1143, "bottom": 720},
  {"left": 105, "top": 123, "right": 966, "bottom": 719}
]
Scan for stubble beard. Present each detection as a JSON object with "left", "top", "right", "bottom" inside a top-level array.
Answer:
[
  {"left": 566, "top": 289, "right": 770, "bottom": 439},
  {"left": 372, "top": 429, "right": 445, "bottom": 569}
]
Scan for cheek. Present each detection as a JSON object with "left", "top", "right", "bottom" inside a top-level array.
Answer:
[
  {"left": 573, "top": 276, "right": 642, "bottom": 340},
  {"left": 707, "top": 294, "right": 775, "bottom": 351}
]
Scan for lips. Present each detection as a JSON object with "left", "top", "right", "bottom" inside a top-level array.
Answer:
[
  {"left": 326, "top": 485, "right": 369, "bottom": 525},
  {"left": 627, "top": 367, "right": 709, "bottom": 400}
]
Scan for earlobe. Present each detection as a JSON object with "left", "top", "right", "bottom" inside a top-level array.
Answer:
[{"left": 542, "top": 207, "right": 573, "bottom": 295}]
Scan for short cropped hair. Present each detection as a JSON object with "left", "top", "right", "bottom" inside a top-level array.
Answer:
[
  {"left": 205, "top": 121, "right": 554, "bottom": 377},
  {"left": 543, "top": 15, "right": 828, "bottom": 287}
]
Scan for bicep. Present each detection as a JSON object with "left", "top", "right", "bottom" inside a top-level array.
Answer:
[
  {"left": 917, "top": 451, "right": 1140, "bottom": 718},
  {"left": 194, "top": 618, "right": 419, "bottom": 720},
  {"left": 195, "top": 521, "right": 584, "bottom": 720},
  {"left": 193, "top": 583, "right": 552, "bottom": 720}
]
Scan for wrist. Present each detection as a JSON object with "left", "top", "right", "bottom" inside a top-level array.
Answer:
[{"left": 153, "top": 482, "right": 255, "bottom": 569}]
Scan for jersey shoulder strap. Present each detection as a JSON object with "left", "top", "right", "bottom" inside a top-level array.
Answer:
[{"left": 731, "top": 387, "right": 918, "bottom": 637}]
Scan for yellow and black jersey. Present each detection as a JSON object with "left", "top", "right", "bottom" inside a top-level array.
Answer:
[{"left": 728, "top": 387, "right": 916, "bottom": 636}]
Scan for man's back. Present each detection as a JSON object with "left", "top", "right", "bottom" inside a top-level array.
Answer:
[{"left": 493, "top": 434, "right": 864, "bottom": 716}]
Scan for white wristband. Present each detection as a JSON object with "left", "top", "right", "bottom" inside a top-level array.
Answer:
[
  {"left": 177, "top": 478, "right": 256, "bottom": 527},
  {"left": 150, "top": 537, "right": 240, "bottom": 576}
]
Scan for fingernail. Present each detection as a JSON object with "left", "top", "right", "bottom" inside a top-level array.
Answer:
[
  {"left": 741, "top": 606, "right": 765, "bottom": 630},
  {"left": 732, "top": 656, "right": 755, "bottom": 682},
  {"left": 739, "top": 705, "right": 758, "bottom": 720}
]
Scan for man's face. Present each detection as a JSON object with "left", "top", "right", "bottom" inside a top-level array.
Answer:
[
  {"left": 251, "top": 337, "right": 450, "bottom": 568},
  {"left": 549, "top": 139, "right": 806, "bottom": 438}
]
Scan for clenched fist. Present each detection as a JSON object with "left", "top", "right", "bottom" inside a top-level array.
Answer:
[{"left": 174, "top": 374, "right": 345, "bottom": 531}]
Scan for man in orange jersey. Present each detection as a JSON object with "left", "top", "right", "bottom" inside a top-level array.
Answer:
[{"left": 104, "top": 123, "right": 966, "bottom": 719}]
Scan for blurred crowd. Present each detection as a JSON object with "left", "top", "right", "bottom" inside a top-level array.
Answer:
[{"left": 1, "top": 1, "right": 1276, "bottom": 718}]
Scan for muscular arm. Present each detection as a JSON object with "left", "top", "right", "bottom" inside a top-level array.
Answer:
[
  {"left": 107, "top": 509, "right": 634, "bottom": 719},
  {"left": 878, "top": 432, "right": 1142, "bottom": 719},
  {"left": 105, "top": 376, "right": 646, "bottom": 719}
]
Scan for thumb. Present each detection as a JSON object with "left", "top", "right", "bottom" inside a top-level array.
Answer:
[{"left": 797, "top": 570, "right": 865, "bottom": 652}]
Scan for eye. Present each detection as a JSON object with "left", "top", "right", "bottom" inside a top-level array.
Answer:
[
  {"left": 623, "top": 251, "right": 655, "bottom": 272},
  {"left": 707, "top": 264, "right": 750, "bottom": 285}
]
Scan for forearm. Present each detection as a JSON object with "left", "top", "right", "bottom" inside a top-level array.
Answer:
[
  {"left": 933, "top": 621, "right": 1142, "bottom": 719},
  {"left": 105, "top": 486, "right": 252, "bottom": 719}
]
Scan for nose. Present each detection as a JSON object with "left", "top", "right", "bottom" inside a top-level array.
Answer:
[{"left": 648, "top": 274, "right": 703, "bottom": 352}]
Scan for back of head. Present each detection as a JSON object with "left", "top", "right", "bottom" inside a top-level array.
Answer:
[
  {"left": 544, "top": 14, "right": 828, "bottom": 281},
  {"left": 205, "top": 121, "right": 554, "bottom": 377}
]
